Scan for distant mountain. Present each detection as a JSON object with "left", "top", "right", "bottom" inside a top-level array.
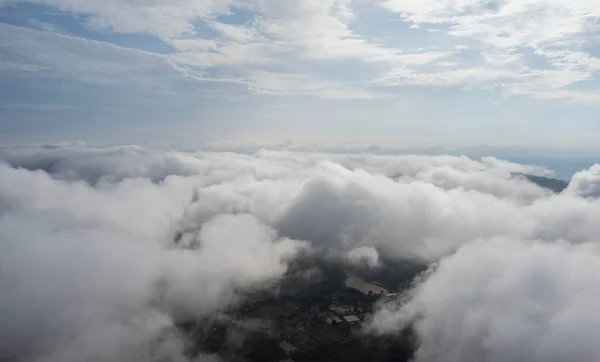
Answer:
[{"left": 513, "top": 173, "right": 569, "bottom": 193}]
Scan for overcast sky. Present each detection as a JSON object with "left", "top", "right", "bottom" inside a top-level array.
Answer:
[{"left": 1, "top": 0, "right": 599, "bottom": 148}]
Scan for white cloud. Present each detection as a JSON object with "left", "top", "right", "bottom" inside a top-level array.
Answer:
[
  {"left": 0, "top": 0, "right": 456, "bottom": 100},
  {"left": 5, "top": 0, "right": 598, "bottom": 101},
  {"left": 0, "top": 149, "right": 307, "bottom": 361},
  {"left": 3, "top": 145, "right": 591, "bottom": 259},
  {"left": 0, "top": 23, "right": 177, "bottom": 86},
  {"left": 381, "top": 0, "right": 600, "bottom": 101},
  {"left": 2, "top": 145, "right": 600, "bottom": 361},
  {"left": 346, "top": 246, "right": 381, "bottom": 268},
  {"left": 566, "top": 164, "right": 600, "bottom": 197},
  {"left": 8, "top": 0, "right": 232, "bottom": 39},
  {"left": 0, "top": 19, "right": 391, "bottom": 100},
  {"left": 369, "top": 238, "right": 600, "bottom": 362}
]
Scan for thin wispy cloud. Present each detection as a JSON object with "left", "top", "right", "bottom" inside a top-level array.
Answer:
[{"left": 0, "top": 0, "right": 599, "bottom": 145}]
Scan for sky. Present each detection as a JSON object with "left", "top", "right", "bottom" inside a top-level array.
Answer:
[{"left": 0, "top": 0, "right": 600, "bottom": 148}]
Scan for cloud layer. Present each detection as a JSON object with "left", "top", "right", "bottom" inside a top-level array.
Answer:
[
  {"left": 0, "top": 147, "right": 308, "bottom": 362},
  {"left": 1, "top": 145, "right": 600, "bottom": 361},
  {"left": 2, "top": 0, "right": 600, "bottom": 102}
]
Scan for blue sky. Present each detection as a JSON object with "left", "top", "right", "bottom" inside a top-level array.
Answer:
[{"left": 1, "top": 0, "right": 600, "bottom": 149}]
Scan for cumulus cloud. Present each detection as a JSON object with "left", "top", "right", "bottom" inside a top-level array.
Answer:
[
  {"left": 565, "top": 164, "right": 600, "bottom": 198},
  {"left": 369, "top": 238, "right": 600, "bottom": 362},
  {"left": 1, "top": 144, "right": 600, "bottom": 361},
  {"left": 0, "top": 154, "right": 306, "bottom": 362},
  {"left": 346, "top": 246, "right": 381, "bottom": 268},
  {"left": 0, "top": 209, "right": 304, "bottom": 361}
]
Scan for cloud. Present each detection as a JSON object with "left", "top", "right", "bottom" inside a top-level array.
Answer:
[
  {"left": 368, "top": 238, "right": 600, "bottom": 362},
  {"left": 2, "top": 144, "right": 600, "bottom": 361},
  {"left": 0, "top": 144, "right": 207, "bottom": 185},
  {"left": 346, "top": 246, "right": 381, "bottom": 268},
  {"left": 0, "top": 153, "right": 306, "bottom": 361},
  {"left": 565, "top": 164, "right": 600, "bottom": 197},
  {"left": 3, "top": 0, "right": 599, "bottom": 102},
  {"left": 0, "top": 20, "right": 386, "bottom": 100},
  {"left": 380, "top": 0, "right": 600, "bottom": 101},
  {"left": 0, "top": 23, "right": 184, "bottom": 87},
  {"left": 1, "top": 0, "right": 231, "bottom": 40}
]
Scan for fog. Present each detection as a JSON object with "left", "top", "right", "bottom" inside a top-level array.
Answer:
[{"left": 1, "top": 145, "right": 600, "bottom": 361}]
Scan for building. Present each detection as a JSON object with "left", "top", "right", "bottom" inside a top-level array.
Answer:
[
  {"left": 328, "top": 302, "right": 355, "bottom": 315},
  {"left": 342, "top": 315, "right": 361, "bottom": 324},
  {"left": 323, "top": 312, "right": 343, "bottom": 325}
]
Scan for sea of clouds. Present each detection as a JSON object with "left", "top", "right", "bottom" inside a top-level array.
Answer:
[{"left": 1, "top": 144, "right": 600, "bottom": 362}]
